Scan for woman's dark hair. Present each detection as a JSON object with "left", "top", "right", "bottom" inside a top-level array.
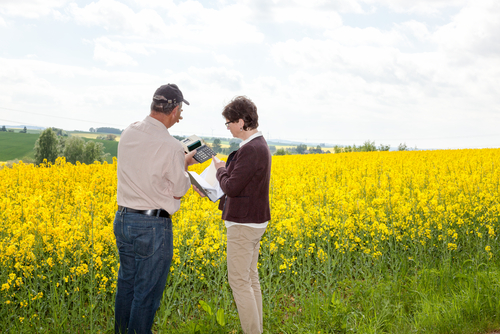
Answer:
[{"left": 222, "top": 96, "right": 259, "bottom": 131}]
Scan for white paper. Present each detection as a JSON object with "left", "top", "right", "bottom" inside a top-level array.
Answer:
[{"left": 189, "top": 158, "right": 224, "bottom": 202}]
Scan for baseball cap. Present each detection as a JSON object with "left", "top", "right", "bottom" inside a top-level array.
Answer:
[{"left": 153, "top": 83, "right": 190, "bottom": 105}]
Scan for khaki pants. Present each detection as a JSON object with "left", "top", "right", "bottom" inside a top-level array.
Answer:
[{"left": 226, "top": 225, "right": 267, "bottom": 334}]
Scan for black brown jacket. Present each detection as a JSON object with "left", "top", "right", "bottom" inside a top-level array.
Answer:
[{"left": 216, "top": 136, "right": 272, "bottom": 224}]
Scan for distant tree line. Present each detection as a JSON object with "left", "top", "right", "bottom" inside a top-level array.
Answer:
[
  {"left": 330, "top": 141, "right": 416, "bottom": 153},
  {"left": 90, "top": 127, "right": 122, "bottom": 134},
  {"left": 274, "top": 140, "right": 416, "bottom": 156},
  {"left": 274, "top": 144, "right": 328, "bottom": 156},
  {"left": 172, "top": 137, "right": 416, "bottom": 157},
  {"left": 1, "top": 126, "right": 27, "bottom": 133},
  {"left": 34, "top": 128, "right": 108, "bottom": 165}
]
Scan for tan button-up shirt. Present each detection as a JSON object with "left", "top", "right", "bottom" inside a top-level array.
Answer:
[{"left": 117, "top": 115, "right": 191, "bottom": 215}]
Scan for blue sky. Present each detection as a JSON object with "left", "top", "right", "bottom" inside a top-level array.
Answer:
[{"left": 1, "top": 0, "right": 499, "bottom": 149}]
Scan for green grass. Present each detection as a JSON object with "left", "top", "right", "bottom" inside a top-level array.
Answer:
[
  {"left": 0, "top": 132, "right": 39, "bottom": 161},
  {"left": 0, "top": 132, "right": 118, "bottom": 163}
]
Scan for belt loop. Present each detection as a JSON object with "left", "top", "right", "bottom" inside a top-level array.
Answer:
[{"left": 156, "top": 210, "right": 161, "bottom": 218}]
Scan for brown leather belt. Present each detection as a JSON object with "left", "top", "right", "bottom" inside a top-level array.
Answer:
[{"left": 118, "top": 205, "right": 170, "bottom": 218}]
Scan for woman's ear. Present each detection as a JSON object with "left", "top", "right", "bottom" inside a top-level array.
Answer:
[{"left": 238, "top": 119, "right": 245, "bottom": 129}]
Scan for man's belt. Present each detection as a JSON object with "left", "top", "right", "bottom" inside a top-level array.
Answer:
[{"left": 118, "top": 206, "right": 170, "bottom": 218}]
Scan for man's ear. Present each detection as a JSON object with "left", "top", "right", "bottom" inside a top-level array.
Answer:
[{"left": 171, "top": 105, "right": 180, "bottom": 118}]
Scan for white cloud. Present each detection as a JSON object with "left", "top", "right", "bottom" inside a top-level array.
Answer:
[
  {"left": 246, "top": 0, "right": 364, "bottom": 21},
  {"left": 0, "top": 57, "right": 165, "bottom": 129},
  {"left": 95, "top": 37, "right": 150, "bottom": 56},
  {"left": 0, "top": 0, "right": 70, "bottom": 18},
  {"left": 433, "top": 0, "right": 500, "bottom": 57},
  {"left": 69, "top": 0, "right": 264, "bottom": 45},
  {"left": 0, "top": 16, "right": 6, "bottom": 27},
  {"left": 273, "top": 6, "right": 343, "bottom": 30},
  {"left": 361, "top": 0, "right": 468, "bottom": 15},
  {"left": 325, "top": 26, "right": 405, "bottom": 46},
  {"left": 93, "top": 44, "right": 138, "bottom": 66},
  {"left": 396, "top": 20, "right": 431, "bottom": 41},
  {"left": 189, "top": 66, "right": 243, "bottom": 91},
  {"left": 212, "top": 52, "right": 235, "bottom": 67},
  {"left": 69, "top": 0, "right": 169, "bottom": 36},
  {"left": 166, "top": 1, "right": 265, "bottom": 44}
]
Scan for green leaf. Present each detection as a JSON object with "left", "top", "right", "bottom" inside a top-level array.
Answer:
[
  {"left": 216, "top": 308, "right": 225, "bottom": 327},
  {"left": 199, "top": 300, "right": 213, "bottom": 316}
]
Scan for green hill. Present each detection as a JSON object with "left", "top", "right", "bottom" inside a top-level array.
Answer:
[
  {"left": 0, "top": 132, "right": 39, "bottom": 161},
  {"left": 0, "top": 132, "right": 118, "bottom": 163}
]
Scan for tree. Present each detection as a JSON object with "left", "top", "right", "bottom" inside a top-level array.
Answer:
[
  {"left": 212, "top": 138, "right": 222, "bottom": 153},
  {"left": 1, "top": 125, "right": 6, "bottom": 132},
  {"left": 19, "top": 126, "right": 27, "bottom": 133},
  {"left": 64, "top": 137, "right": 85, "bottom": 164},
  {"left": 57, "top": 136, "right": 67, "bottom": 156},
  {"left": 51, "top": 127, "right": 64, "bottom": 136},
  {"left": 332, "top": 145, "right": 344, "bottom": 153},
  {"left": 106, "top": 134, "right": 117, "bottom": 141},
  {"left": 89, "top": 127, "right": 95, "bottom": 133},
  {"left": 228, "top": 141, "right": 239, "bottom": 153},
  {"left": 360, "top": 140, "right": 376, "bottom": 152},
  {"left": 34, "top": 128, "right": 58, "bottom": 164},
  {"left": 275, "top": 148, "right": 287, "bottom": 155},
  {"left": 398, "top": 143, "right": 408, "bottom": 151},
  {"left": 309, "top": 145, "right": 322, "bottom": 154},
  {"left": 296, "top": 144, "right": 307, "bottom": 154},
  {"left": 378, "top": 144, "right": 390, "bottom": 151},
  {"left": 82, "top": 141, "right": 107, "bottom": 164},
  {"left": 268, "top": 145, "right": 276, "bottom": 153},
  {"left": 345, "top": 144, "right": 358, "bottom": 153}
]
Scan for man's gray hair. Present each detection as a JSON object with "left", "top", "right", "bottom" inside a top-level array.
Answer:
[{"left": 151, "top": 101, "right": 181, "bottom": 115}]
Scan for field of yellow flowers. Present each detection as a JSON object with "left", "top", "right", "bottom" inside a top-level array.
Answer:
[{"left": 1, "top": 149, "right": 499, "bottom": 333}]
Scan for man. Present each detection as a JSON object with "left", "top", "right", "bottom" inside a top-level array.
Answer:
[{"left": 113, "top": 83, "right": 198, "bottom": 334}]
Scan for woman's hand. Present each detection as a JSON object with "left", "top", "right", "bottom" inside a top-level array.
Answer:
[
  {"left": 192, "top": 185, "right": 206, "bottom": 197},
  {"left": 213, "top": 156, "right": 225, "bottom": 170}
]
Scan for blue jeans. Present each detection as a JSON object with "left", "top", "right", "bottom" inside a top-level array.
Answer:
[{"left": 113, "top": 210, "right": 173, "bottom": 334}]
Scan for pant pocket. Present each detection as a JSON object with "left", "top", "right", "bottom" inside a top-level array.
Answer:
[{"left": 128, "top": 226, "right": 156, "bottom": 258}]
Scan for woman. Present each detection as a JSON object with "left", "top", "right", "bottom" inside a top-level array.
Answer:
[{"left": 196, "top": 96, "right": 272, "bottom": 334}]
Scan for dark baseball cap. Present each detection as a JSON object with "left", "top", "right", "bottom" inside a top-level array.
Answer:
[{"left": 153, "top": 83, "right": 190, "bottom": 105}]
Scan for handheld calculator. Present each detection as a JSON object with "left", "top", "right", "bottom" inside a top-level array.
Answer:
[{"left": 181, "top": 135, "right": 216, "bottom": 163}]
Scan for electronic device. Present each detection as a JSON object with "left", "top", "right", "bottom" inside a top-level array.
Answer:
[{"left": 180, "top": 135, "right": 216, "bottom": 163}]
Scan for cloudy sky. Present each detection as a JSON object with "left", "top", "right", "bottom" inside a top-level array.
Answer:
[{"left": 1, "top": 0, "right": 499, "bottom": 149}]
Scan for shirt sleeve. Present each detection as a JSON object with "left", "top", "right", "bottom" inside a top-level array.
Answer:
[{"left": 165, "top": 145, "right": 191, "bottom": 198}]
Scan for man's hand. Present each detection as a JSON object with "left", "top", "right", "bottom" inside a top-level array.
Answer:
[
  {"left": 184, "top": 150, "right": 198, "bottom": 170},
  {"left": 213, "top": 156, "right": 225, "bottom": 170},
  {"left": 192, "top": 185, "right": 206, "bottom": 197}
]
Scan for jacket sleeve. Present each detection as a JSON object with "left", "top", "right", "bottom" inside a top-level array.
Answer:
[{"left": 216, "top": 145, "right": 259, "bottom": 197}]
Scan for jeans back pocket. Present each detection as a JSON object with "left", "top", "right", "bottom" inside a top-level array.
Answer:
[{"left": 128, "top": 226, "right": 156, "bottom": 258}]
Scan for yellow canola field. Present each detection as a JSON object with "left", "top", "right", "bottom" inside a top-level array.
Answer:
[{"left": 0, "top": 149, "right": 499, "bottom": 304}]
